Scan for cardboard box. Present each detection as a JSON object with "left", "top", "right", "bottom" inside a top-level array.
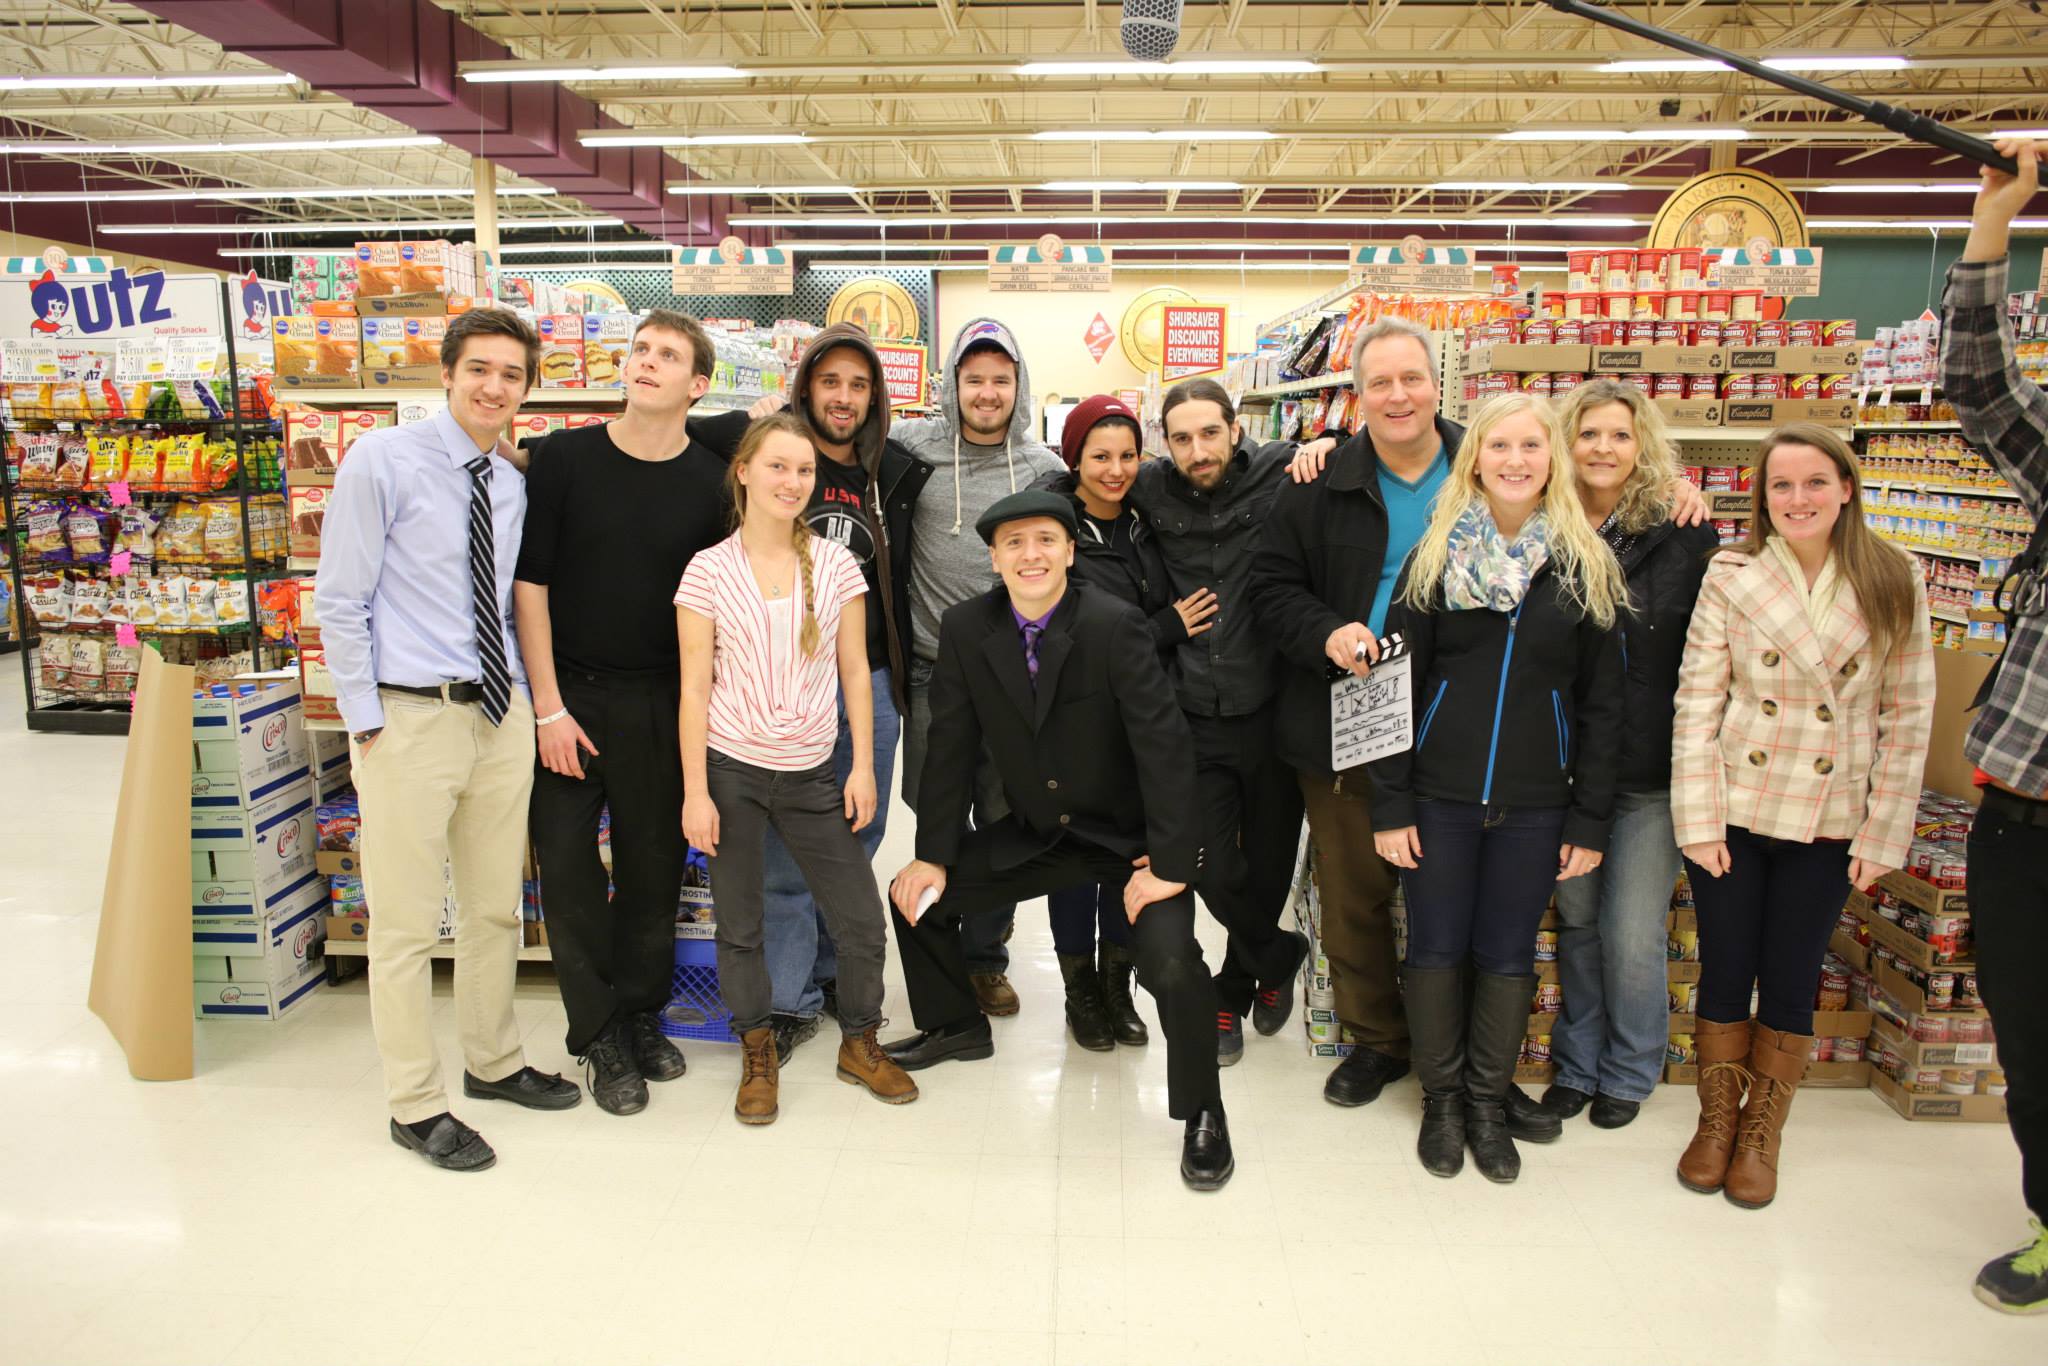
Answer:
[
  {"left": 192, "top": 673, "right": 309, "bottom": 788},
  {"left": 1589, "top": 345, "right": 1727, "bottom": 374},
  {"left": 1722, "top": 398, "right": 1857, "bottom": 428},
  {"left": 296, "top": 641, "right": 338, "bottom": 726},
  {"left": 283, "top": 407, "right": 341, "bottom": 484},
  {"left": 356, "top": 293, "right": 472, "bottom": 318},
  {"left": 1869, "top": 1064, "right": 2008, "bottom": 1122},
  {"left": 316, "top": 848, "right": 362, "bottom": 877},
  {"left": 1514, "top": 1061, "right": 1557, "bottom": 1084},
  {"left": 1873, "top": 957, "right": 1988, "bottom": 1021},
  {"left": 1870, "top": 1015, "right": 1998, "bottom": 1070},
  {"left": 193, "top": 887, "right": 327, "bottom": 982},
  {"left": 1803, "top": 1060, "right": 1873, "bottom": 1088},
  {"left": 1725, "top": 346, "right": 1860, "bottom": 373},
  {"left": 353, "top": 240, "right": 476, "bottom": 298},
  {"left": 537, "top": 315, "right": 584, "bottom": 388},
  {"left": 1668, "top": 960, "right": 1702, "bottom": 983},
  {"left": 1813, "top": 1009, "right": 1874, "bottom": 1038},
  {"left": 361, "top": 316, "right": 447, "bottom": 386},
  {"left": 326, "top": 913, "right": 369, "bottom": 943},
  {"left": 190, "top": 777, "right": 317, "bottom": 908},
  {"left": 191, "top": 860, "right": 325, "bottom": 923},
  {"left": 272, "top": 315, "right": 360, "bottom": 388},
  {"left": 193, "top": 962, "right": 324, "bottom": 1021},
  {"left": 1830, "top": 926, "right": 1872, "bottom": 974},
  {"left": 1462, "top": 344, "right": 1591, "bottom": 374},
  {"left": 1852, "top": 894, "right": 1970, "bottom": 973},
  {"left": 1654, "top": 397, "right": 1724, "bottom": 426},
  {"left": 582, "top": 313, "right": 635, "bottom": 388},
  {"left": 1874, "top": 869, "right": 1967, "bottom": 917},
  {"left": 1707, "top": 491, "right": 1752, "bottom": 518},
  {"left": 289, "top": 485, "right": 330, "bottom": 559},
  {"left": 396, "top": 395, "right": 447, "bottom": 426}
]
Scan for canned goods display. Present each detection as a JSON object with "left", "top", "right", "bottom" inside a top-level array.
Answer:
[
  {"left": 1568, "top": 251, "right": 1597, "bottom": 293},
  {"left": 1668, "top": 981, "right": 1698, "bottom": 1013},
  {"left": 1834, "top": 1035, "right": 1866, "bottom": 1062},
  {"left": 1534, "top": 980, "right": 1564, "bottom": 1013},
  {"left": 1518, "top": 372, "right": 1553, "bottom": 395},
  {"left": 1812, "top": 1037, "right": 1836, "bottom": 1062},
  {"left": 1712, "top": 518, "right": 1740, "bottom": 542},
  {"left": 1653, "top": 320, "right": 1684, "bottom": 345},
  {"left": 1940, "top": 1069, "right": 1978, "bottom": 1095},
  {"left": 1685, "top": 372, "right": 1719, "bottom": 399},
  {"left": 1603, "top": 250, "right": 1636, "bottom": 292},
  {"left": 1911, "top": 1013, "right": 1952, "bottom": 1042},
  {"left": 1523, "top": 1034, "right": 1551, "bottom": 1064},
  {"left": 1693, "top": 319, "right": 1725, "bottom": 346},
  {"left": 1913, "top": 1067, "right": 1944, "bottom": 1092},
  {"left": 1722, "top": 319, "right": 1759, "bottom": 346},
  {"left": 1523, "top": 318, "right": 1557, "bottom": 344},
  {"left": 1550, "top": 373, "right": 1585, "bottom": 394},
  {"left": 1555, "top": 319, "right": 1585, "bottom": 344},
  {"left": 1786, "top": 374, "right": 1821, "bottom": 399},
  {"left": 1816, "top": 960, "right": 1850, "bottom": 1012},
  {"left": 1533, "top": 929, "right": 1559, "bottom": 962},
  {"left": 1668, "top": 927, "right": 1699, "bottom": 961},
  {"left": 1982, "top": 1069, "right": 2008, "bottom": 1096},
  {"left": 1952, "top": 1015, "right": 1989, "bottom": 1043},
  {"left": 1670, "top": 248, "right": 1703, "bottom": 289},
  {"left": 1925, "top": 971, "right": 1956, "bottom": 1010},
  {"left": 1822, "top": 318, "right": 1858, "bottom": 345},
  {"left": 1756, "top": 319, "right": 1791, "bottom": 346},
  {"left": 1667, "top": 1034, "right": 1697, "bottom": 1067},
  {"left": 1787, "top": 319, "right": 1824, "bottom": 345},
  {"left": 1634, "top": 249, "right": 1668, "bottom": 290},
  {"left": 1603, "top": 292, "right": 1633, "bottom": 321}
]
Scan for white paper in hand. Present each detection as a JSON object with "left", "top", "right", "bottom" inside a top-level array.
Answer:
[
  {"left": 915, "top": 885, "right": 940, "bottom": 923},
  {"left": 1330, "top": 634, "right": 1413, "bottom": 772}
]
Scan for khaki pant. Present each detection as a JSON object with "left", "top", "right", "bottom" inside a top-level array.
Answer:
[
  {"left": 353, "top": 689, "right": 535, "bottom": 1123},
  {"left": 1298, "top": 769, "right": 1409, "bottom": 1059}
]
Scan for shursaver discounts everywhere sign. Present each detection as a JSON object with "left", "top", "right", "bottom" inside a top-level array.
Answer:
[
  {"left": 873, "top": 341, "right": 929, "bottom": 409},
  {"left": 1159, "top": 304, "right": 1227, "bottom": 382}
]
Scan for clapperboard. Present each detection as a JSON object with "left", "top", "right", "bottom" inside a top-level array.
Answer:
[{"left": 1330, "top": 632, "right": 1413, "bottom": 772}]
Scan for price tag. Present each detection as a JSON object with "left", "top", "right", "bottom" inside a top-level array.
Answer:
[
  {"left": 116, "top": 339, "right": 169, "bottom": 382},
  {"left": 2, "top": 339, "right": 60, "bottom": 382}
]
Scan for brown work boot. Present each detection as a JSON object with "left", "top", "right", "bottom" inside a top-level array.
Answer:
[
  {"left": 836, "top": 1026, "right": 920, "bottom": 1105},
  {"left": 971, "top": 972, "right": 1020, "bottom": 1017},
  {"left": 1723, "top": 1023, "right": 1812, "bottom": 1209},
  {"left": 1676, "top": 1017, "right": 1752, "bottom": 1194},
  {"left": 734, "top": 1026, "right": 779, "bottom": 1126}
]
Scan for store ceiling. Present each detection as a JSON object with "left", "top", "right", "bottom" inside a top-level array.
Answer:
[{"left": 2, "top": 0, "right": 2044, "bottom": 267}]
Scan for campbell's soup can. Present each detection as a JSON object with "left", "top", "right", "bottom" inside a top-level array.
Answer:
[
  {"left": 1722, "top": 319, "right": 1758, "bottom": 346},
  {"left": 1694, "top": 319, "right": 1726, "bottom": 346},
  {"left": 1820, "top": 374, "right": 1853, "bottom": 397},
  {"left": 1712, "top": 518, "right": 1739, "bottom": 542},
  {"left": 1475, "top": 371, "right": 1515, "bottom": 398},
  {"left": 1732, "top": 289, "right": 1765, "bottom": 321},
  {"left": 1666, "top": 290, "right": 1700, "bottom": 321},
  {"left": 1603, "top": 292, "right": 1633, "bottom": 321},
  {"left": 1822, "top": 319, "right": 1858, "bottom": 345},
  {"left": 1583, "top": 320, "right": 1619, "bottom": 345},
  {"left": 1523, "top": 318, "right": 1557, "bottom": 344},
  {"left": 1912, "top": 1012, "right": 1952, "bottom": 1042},
  {"left": 1953, "top": 1015, "right": 1989, "bottom": 1043},
  {"left": 1957, "top": 972, "right": 1982, "bottom": 1009},
  {"left": 1751, "top": 373, "right": 1786, "bottom": 398},
  {"left": 1519, "top": 372, "right": 1553, "bottom": 395},
  {"left": 1624, "top": 320, "right": 1659, "bottom": 345},
  {"left": 1604, "top": 250, "right": 1636, "bottom": 292},
  {"left": 1555, "top": 319, "right": 1585, "bottom": 343},
  {"left": 1682, "top": 465, "right": 1704, "bottom": 484},
  {"left": 1654, "top": 321, "right": 1684, "bottom": 345},
  {"left": 1813, "top": 1037, "right": 1836, "bottom": 1062},
  {"left": 1982, "top": 1069, "right": 2008, "bottom": 1096},
  {"left": 1626, "top": 372, "right": 1655, "bottom": 394},
  {"left": 1671, "top": 248, "right": 1704, "bottom": 288},
  {"left": 1835, "top": 1035, "right": 1866, "bottom": 1061},
  {"left": 1913, "top": 1068, "right": 1944, "bottom": 1092},
  {"left": 1703, "top": 290, "right": 1734, "bottom": 321},
  {"left": 1724, "top": 373, "right": 1755, "bottom": 400},
  {"left": 1634, "top": 249, "right": 1668, "bottom": 290},
  {"left": 1788, "top": 319, "right": 1824, "bottom": 346},
  {"left": 1568, "top": 250, "right": 1598, "bottom": 292},
  {"left": 1756, "top": 319, "right": 1791, "bottom": 346},
  {"left": 1654, "top": 372, "right": 1686, "bottom": 397},
  {"left": 1940, "top": 1069, "right": 1978, "bottom": 1095},
  {"left": 1632, "top": 290, "right": 1664, "bottom": 320},
  {"left": 1686, "top": 372, "right": 1719, "bottom": 398},
  {"left": 1787, "top": 374, "right": 1822, "bottom": 399}
]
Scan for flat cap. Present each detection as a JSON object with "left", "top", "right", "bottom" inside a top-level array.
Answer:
[{"left": 975, "top": 488, "right": 1078, "bottom": 545}]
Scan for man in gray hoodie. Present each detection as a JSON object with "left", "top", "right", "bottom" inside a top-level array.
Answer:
[{"left": 891, "top": 317, "right": 1065, "bottom": 1017}]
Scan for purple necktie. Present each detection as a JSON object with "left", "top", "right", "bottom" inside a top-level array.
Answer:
[{"left": 1022, "top": 622, "right": 1043, "bottom": 690}]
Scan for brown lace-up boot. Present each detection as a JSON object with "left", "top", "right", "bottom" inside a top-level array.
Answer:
[
  {"left": 734, "top": 1026, "right": 779, "bottom": 1125},
  {"left": 1676, "top": 1017, "right": 1752, "bottom": 1194},
  {"left": 836, "top": 1026, "right": 920, "bottom": 1104},
  {"left": 1722, "top": 1023, "right": 1813, "bottom": 1209}
]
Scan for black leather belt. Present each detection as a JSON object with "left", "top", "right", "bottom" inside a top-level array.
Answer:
[
  {"left": 380, "top": 682, "right": 486, "bottom": 704},
  {"left": 1979, "top": 784, "right": 2048, "bottom": 829}
]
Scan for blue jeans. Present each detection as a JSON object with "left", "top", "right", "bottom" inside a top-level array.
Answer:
[
  {"left": 1047, "top": 882, "right": 1133, "bottom": 956},
  {"left": 1400, "top": 799, "right": 1567, "bottom": 974},
  {"left": 760, "top": 668, "right": 898, "bottom": 1019},
  {"left": 1550, "top": 789, "right": 1678, "bottom": 1103}
]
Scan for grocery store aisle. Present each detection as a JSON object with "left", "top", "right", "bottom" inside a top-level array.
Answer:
[{"left": 0, "top": 677, "right": 2038, "bottom": 1366}]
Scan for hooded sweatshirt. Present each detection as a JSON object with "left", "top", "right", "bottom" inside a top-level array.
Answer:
[{"left": 891, "top": 316, "right": 1064, "bottom": 660}]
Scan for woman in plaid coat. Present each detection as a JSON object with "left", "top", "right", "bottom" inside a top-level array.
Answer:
[{"left": 1670, "top": 423, "right": 1935, "bottom": 1209}]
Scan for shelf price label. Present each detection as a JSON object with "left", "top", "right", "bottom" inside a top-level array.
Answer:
[
  {"left": 2, "top": 338, "right": 59, "bottom": 381},
  {"left": 165, "top": 337, "right": 219, "bottom": 381},
  {"left": 115, "top": 338, "right": 169, "bottom": 381}
]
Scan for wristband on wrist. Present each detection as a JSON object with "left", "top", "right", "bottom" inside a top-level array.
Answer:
[{"left": 536, "top": 708, "right": 570, "bottom": 726}]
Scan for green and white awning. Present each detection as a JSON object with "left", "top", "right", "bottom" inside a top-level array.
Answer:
[
  {"left": 992, "top": 243, "right": 1110, "bottom": 264},
  {"left": 6, "top": 255, "right": 114, "bottom": 276},
  {"left": 673, "top": 246, "right": 789, "bottom": 265},
  {"left": 1352, "top": 245, "right": 1471, "bottom": 266},
  {"left": 1706, "top": 247, "right": 1819, "bottom": 266}
]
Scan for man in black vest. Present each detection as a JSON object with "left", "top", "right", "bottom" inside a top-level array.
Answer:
[{"left": 883, "top": 490, "right": 1233, "bottom": 1188}]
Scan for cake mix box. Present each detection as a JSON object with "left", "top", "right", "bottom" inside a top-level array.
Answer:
[
  {"left": 582, "top": 313, "right": 636, "bottom": 388},
  {"left": 283, "top": 408, "right": 341, "bottom": 484},
  {"left": 271, "top": 316, "right": 359, "bottom": 389},
  {"left": 361, "top": 315, "right": 447, "bottom": 385},
  {"left": 537, "top": 315, "right": 584, "bottom": 388}
]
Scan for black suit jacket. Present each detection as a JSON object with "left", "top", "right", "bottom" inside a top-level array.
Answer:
[{"left": 914, "top": 582, "right": 1202, "bottom": 884}]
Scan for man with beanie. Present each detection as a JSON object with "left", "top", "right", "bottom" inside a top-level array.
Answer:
[
  {"left": 890, "top": 318, "right": 1065, "bottom": 1015},
  {"left": 886, "top": 489, "right": 1232, "bottom": 1189}
]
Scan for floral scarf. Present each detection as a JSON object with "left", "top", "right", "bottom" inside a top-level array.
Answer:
[{"left": 1442, "top": 502, "right": 1551, "bottom": 612}]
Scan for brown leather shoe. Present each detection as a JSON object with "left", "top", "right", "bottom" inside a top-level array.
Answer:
[
  {"left": 1676, "top": 1017, "right": 1752, "bottom": 1194},
  {"left": 734, "top": 1026, "right": 779, "bottom": 1126},
  {"left": 1723, "top": 1023, "right": 1812, "bottom": 1209},
  {"left": 971, "top": 972, "right": 1020, "bottom": 1017},
  {"left": 836, "top": 1026, "right": 920, "bottom": 1105}
]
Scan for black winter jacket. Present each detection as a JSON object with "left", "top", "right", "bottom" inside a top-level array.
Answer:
[
  {"left": 1247, "top": 415, "right": 1466, "bottom": 775},
  {"left": 1052, "top": 472, "right": 1188, "bottom": 654},
  {"left": 1133, "top": 434, "right": 1295, "bottom": 718},
  {"left": 1612, "top": 518, "right": 1721, "bottom": 792},
  {"left": 1368, "top": 557, "right": 1625, "bottom": 852}
]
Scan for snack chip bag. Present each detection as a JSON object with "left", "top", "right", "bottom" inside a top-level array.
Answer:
[
  {"left": 65, "top": 503, "right": 111, "bottom": 562},
  {"left": 155, "top": 502, "right": 207, "bottom": 562},
  {"left": 186, "top": 576, "right": 220, "bottom": 629},
  {"left": 116, "top": 504, "right": 161, "bottom": 562},
  {"left": 54, "top": 436, "right": 89, "bottom": 487},
  {"left": 25, "top": 501, "right": 71, "bottom": 560},
  {"left": 214, "top": 577, "right": 250, "bottom": 628},
  {"left": 68, "top": 635, "right": 107, "bottom": 697},
  {"left": 151, "top": 575, "right": 190, "bottom": 630},
  {"left": 129, "top": 576, "right": 159, "bottom": 628},
  {"left": 26, "top": 574, "right": 72, "bottom": 627},
  {"left": 201, "top": 500, "right": 245, "bottom": 563}
]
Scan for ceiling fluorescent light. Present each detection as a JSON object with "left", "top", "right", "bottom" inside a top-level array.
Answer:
[
  {"left": 99, "top": 216, "right": 624, "bottom": 235},
  {"left": 1809, "top": 183, "right": 1979, "bottom": 194},
  {"left": 1499, "top": 127, "right": 1748, "bottom": 142},
  {"left": 464, "top": 65, "right": 745, "bottom": 83},
  {"left": 1030, "top": 129, "right": 1277, "bottom": 142},
  {"left": 499, "top": 241, "right": 675, "bottom": 255},
  {"left": 1990, "top": 129, "right": 2048, "bottom": 139},
  {"left": 1039, "top": 179, "right": 1244, "bottom": 191},
  {"left": 1599, "top": 59, "right": 1728, "bottom": 73},
  {"left": 0, "top": 134, "right": 441, "bottom": 155},
  {"left": 1765, "top": 56, "right": 1909, "bottom": 72},
  {"left": 775, "top": 242, "right": 979, "bottom": 253},
  {"left": 217, "top": 247, "right": 352, "bottom": 259},
  {"left": 580, "top": 132, "right": 811, "bottom": 148},
  {"left": 1013, "top": 59, "right": 1320, "bottom": 76},
  {"left": 500, "top": 262, "right": 681, "bottom": 273},
  {"left": 0, "top": 72, "right": 298, "bottom": 92},
  {"left": 667, "top": 184, "right": 854, "bottom": 195},
  {"left": 729, "top": 213, "right": 1642, "bottom": 229},
  {"left": 0, "top": 185, "right": 552, "bottom": 204},
  {"left": 1809, "top": 218, "right": 2048, "bottom": 229},
  {"left": 1428, "top": 180, "right": 1628, "bottom": 191},
  {"left": 916, "top": 261, "right": 1350, "bottom": 273}
]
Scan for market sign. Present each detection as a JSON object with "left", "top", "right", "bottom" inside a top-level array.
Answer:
[
  {"left": 671, "top": 237, "right": 794, "bottom": 295},
  {"left": 989, "top": 234, "right": 1112, "bottom": 292},
  {"left": 1350, "top": 240, "right": 1472, "bottom": 294},
  {"left": 1703, "top": 244, "right": 1823, "bottom": 297},
  {"left": 873, "top": 341, "right": 929, "bottom": 409},
  {"left": 1158, "top": 303, "right": 1228, "bottom": 382}
]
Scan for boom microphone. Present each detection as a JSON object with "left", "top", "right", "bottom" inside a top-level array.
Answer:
[{"left": 1120, "top": 0, "right": 1184, "bottom": 63}]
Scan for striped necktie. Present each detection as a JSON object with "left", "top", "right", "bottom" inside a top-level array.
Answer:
[{"left": 466, "top": 455, "right": 511, "bottom": 725}]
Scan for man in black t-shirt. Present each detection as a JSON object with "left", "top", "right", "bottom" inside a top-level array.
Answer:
[{"left": 513, "top": 309, "right": 735, "bottom": 1116}]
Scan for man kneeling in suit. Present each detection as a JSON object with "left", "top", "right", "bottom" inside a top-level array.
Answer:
[{"left": 884, "top": 489, "right": 1232, "bottom": 1188}]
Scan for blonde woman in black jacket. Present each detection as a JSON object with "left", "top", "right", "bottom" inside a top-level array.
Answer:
[{"left": 1368, "top": 392, "right": 1627, "bottom": 1184}]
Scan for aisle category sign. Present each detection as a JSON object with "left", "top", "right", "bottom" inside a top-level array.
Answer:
[
  {"left": 1351, "top": 240, "right": 1473, "bottom": 293},
  {"left": 989, "top": 235, "right": 1112, "bottom": 293},
  {"left": 1083, "top": 312, "right": 1116, "bottom": 363},
  {"left": 873, "top": 341, "right": 929, "bottom": 409},
  {"left": 1705, "top": 245, "right": 1823, "bottom": 297},
  {"left": 671, "top": 238, "right": 794, "bottom": 295},
  {"left": 1159, "top": 304, "right": 1228, "bottom": 382}
]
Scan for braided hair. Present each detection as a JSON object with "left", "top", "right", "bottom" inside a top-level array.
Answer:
[{"left": 727, "top": 411, "right": 824, "bottom": 657}]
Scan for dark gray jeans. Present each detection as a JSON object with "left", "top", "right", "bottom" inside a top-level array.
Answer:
[{"left": 704, "top": 751, "right": 886, "bottom": 1036}]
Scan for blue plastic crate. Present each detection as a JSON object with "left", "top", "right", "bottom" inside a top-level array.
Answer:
[{"left": 661, "top": 935, "right": 737, "bottom": 1043}]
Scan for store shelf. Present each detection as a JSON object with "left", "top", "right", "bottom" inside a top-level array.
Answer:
[
  {"left": 1241, "top": 373, "right": 1352, "bottom": 399},
  {"left": 1856, "top": 421, "right": 1962, "bottom": 432},
  {"left": 1931, "top": 607, "right": 1969, "bottom": 625},
  {"left": 1254, "top": 276, "right": 1366, "bottom": 337},
  {"left": 1868, "top": 479, "right": 2021, "bottom": 499},
  {"left": 280, "top": 386, "right": 621, "bottom": 404}
]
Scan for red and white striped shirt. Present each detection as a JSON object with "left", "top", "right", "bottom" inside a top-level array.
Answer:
[{"left": 675, "top": 531, "right": 866, "bottom": 770}]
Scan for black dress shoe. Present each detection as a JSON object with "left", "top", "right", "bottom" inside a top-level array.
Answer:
[
  {"left": 1417, "top": 1094, "right": 1466, "bottom": 1179},
  {"left": 1542, "top": 1082, "right": 1594, "bottom": 1119},
  {"left": 1251, "top": 930, "right": 1312, "bottom": 1037},
  {"left": 1323, "top": 1045, "right": 1411, "bottom": 1107},
  {"left": 629, "top": 1011, "right": 688, "bottom": 1082},
  {"left": 772, "top": 1012, "right": 823, "bottom": 1066},
  {"left": 580, "top": 1026, "right": 647, "bottom": 1116},
  {"left": 1589, "top": 1094, "right": 1642, "bottom": 1129},
  {"left": 1505, "top": 1085, "right": 1563, "bottom": 1143},
  {"left": 1181, "top": 1106, "right": 1235, "bottom": 1191},
  {"left": 389, "top": 1115, "right": 496, "bottom": 1172},
  {"left": 882, "top": 1019, "right": 994, "bottom": 1071},
  {"left": 462, "top": 1066, "right": 582, "bottom": 1111}
]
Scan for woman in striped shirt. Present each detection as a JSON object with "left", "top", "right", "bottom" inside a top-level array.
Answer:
[{"left": 676, "top": 413, "right": 919, "bottom": 1123}]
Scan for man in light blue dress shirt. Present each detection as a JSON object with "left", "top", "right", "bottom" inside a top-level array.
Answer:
[{"left": 316, "top": 309, "right": 582, "bottom": 1172}]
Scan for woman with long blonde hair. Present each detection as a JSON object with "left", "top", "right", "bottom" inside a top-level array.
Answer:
[
  {"left": 675, "top": 412, "right": 918, "bottom": 1124},
  {"left": 1535, "top": 380, "right": 1722, "bottom": 1133},
  {"left": 1365, "top": 392, "right": 1627, "bottom": 1184},
  {"left": 1671, "top": 422, "right": 1932, "bottom": 1209}
]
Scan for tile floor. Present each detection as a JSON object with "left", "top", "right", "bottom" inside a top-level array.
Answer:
[{"left": 0, "top": 675, "right": 2040, "bottom": 1365}]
